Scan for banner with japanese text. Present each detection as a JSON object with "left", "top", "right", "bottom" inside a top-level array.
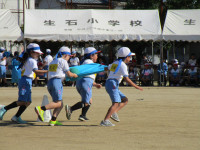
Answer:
[
  {"left": 24, "top": 9, "right": 161, "bottom": 42},
  {"left": 163, "top": 9, "right": 200, "bottom": 42}
]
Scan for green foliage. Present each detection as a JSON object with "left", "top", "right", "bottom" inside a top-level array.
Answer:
[
  {"left": 125, "top": 0, "right": 200, "bottom": 9},
  {"left": 125, "top": 0, "right": 159, "bottom": 9},
  {"left": 166, "top": 0, "right": 200, "bottom": 9}
]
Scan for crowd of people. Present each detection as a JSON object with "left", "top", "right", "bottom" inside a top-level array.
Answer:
[
  {"left": 0, "top": 43, "right": 199, "bottom": 127},
  {"left": 0, "top": 46, "right": 200, "bottom": 87}
]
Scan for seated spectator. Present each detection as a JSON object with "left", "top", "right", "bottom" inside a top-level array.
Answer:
[
  {"left": 42, "top": 49, "right": 53, "bottom": 70},
  {"left": 128, "top": 63, "right": 139, "bottom": 84},
  {"left": 179, "top": 62, "right": 187, "bottom": 86},
  {"left": 169, "top": 62, "right": 181, "bottom": 86},
  {"left": 96, "top": 57, "right": 106, "bottom": 85},
  {"left": 0, "top": 47, "right": 7, "bottom": 87},
  {"left": 11, "top": 51, "right": 21, "bottom": 86},
  {"left": 34, "top": 62, "right": 46, "bottom": 86},
  {"left": 198, "top": 66, "right": 200, "bottom": 86},
  {"left": 140, "top": 63, "right": 153, "bottom": 86},
  {"left": 140, "top": 54, "right": 148, "bottom": 70},
  {"left": 69, "top": 51, "right": 80, "bottom": 67},
  {"left": 157, "top": 59, "right": 168, "bottom": 86},
  {"left": 186, "top": 63, "right": 198, "bottom": 86},
  {"left": 188, "top": 53, "right": 196, "bottom": 66}
]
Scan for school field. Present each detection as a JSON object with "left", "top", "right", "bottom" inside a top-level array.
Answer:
[{"left": 0, "top": 86, "right": 200, "bottom": 150}]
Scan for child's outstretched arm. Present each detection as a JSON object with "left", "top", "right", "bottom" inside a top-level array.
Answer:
[
  {"left": 66, "top": 71, "right": 78, "bottom": 78},
  {"left": 93, "top": 82, "right": 102, "bottom": 89},
  {"left": 34, "top": 69, "right": 48, "bottom": 75},
  {"left": 124, "top": 76, "right": 143, "bottom": 91}
]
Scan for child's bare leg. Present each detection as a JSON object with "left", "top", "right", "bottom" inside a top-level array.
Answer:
[
  {"left": 45, "top": 101, "right": 62, "bottom": 110},
  {"left": 52, "top": 102, "right": 63, "bottom": 118},
  {"left": 104, "top": 103, "right": 118, "bottom": 121},
  {"left": 115, "top": 97, "right": 128, "bottom": 113}
]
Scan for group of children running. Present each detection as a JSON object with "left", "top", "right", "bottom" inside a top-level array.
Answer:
[{"left": 0, "top": 43, "right": 143, "bottom": 127}]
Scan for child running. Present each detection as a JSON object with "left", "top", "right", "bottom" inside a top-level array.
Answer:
[
  {"left": 0, "top": 43, "right": 47, "bottom": 124},
  {"left": 35, "top": 46, "right": 78, "bottom": 126},
  {"left": 100, "top": 47, "right": 143, "bottom": 126},
  {"left": 65, "top": 47, "right": 102, "bottom": 121}
]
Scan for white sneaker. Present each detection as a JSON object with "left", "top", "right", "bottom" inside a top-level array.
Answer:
[
  {"left": 100, "top": 120, "right": 115, "bottom": 127},
  {"left": 11, "top": 116, "right": 27, "bottom": 124},
  {"left": 111, "top": 113, "right": 120, "bottom": 122},
  {"left": 65, "top": 105, "right": 72, "bottom": 120}
]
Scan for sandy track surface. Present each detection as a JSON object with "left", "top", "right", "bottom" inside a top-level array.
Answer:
[{"left": 0, "top": 86, "right": 200, "bottom": 150}]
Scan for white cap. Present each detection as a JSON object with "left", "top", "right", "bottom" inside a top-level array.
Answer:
[
  {"left": 117, "top": 47, "right": 135, "bottom": 58},
  {"left": 59, "top": 46, "right": 71, "bottom": 54},
  {"left": 0, "top": 47, "right": 5, "bottom": 51},
  {"left": 27, "top": 43, "right": 43, "bottom": 54},
  {"left": 173, "top": 59, "right": 178, "bottom": 63},
  {"left": 72, "top": 51, "right": 76, "bottom": 54},
  {"left": 84, "top": 47, "right": 100, "bottom": 55},
  {"left": 173, "top": 62, "right": 178, "bottom": 65},
  {"left": 46, "top": 49, "right": 51, "bottom": 53}
]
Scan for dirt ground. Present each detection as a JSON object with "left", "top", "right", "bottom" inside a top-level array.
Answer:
[{"left": 0, "top": 86, "right": 200, "bottom": 150}]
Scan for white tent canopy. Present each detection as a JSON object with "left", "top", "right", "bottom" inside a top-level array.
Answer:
[
  {"left": 163, "top": 9, "right": 200, "bottom": 42},
  {"left": 24, "top": 9, "right": 162, "bottom": 42},
  {"left": 0, "top": 9, "right": 23, "bottom": 41}
]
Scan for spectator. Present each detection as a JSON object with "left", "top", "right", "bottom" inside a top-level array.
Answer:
[
  {"left": 69, "top": 51, "right": 80, "bottom": 67},
  {"left": 140, "top": 54, "right": 148, "bottom": 70},
  {"left": 96, "top": 57, "right": 106, "bottom": 85},
  {"left": 169, "top": 62, "right": 181, "bottom": 86},
  {"left": 198, "top": 65, "right": 200, "bottom": 86},
  {"left": 42, "top": 49, "right": 53, "bottom": 85},
  {"left": 157, "top": 59, "right": 168, "bottom": 86},
  {"left": 140, "top": 63, "right": 153, "bottom": 86},
  {"left": 11, "top": 51, "right": 21, "bottom": 86},
  {"left": 34, "top": 62, "right": 45, "bottom": 86},
  {"left": 186, "top": 63, "right": 198, "bottom": 86},
  {"left": 179, "top": 62, "right": 187, "bottom": 86},
  {"left": 128, "top": 62, "right": 139, "bottom": 84},
  {"left": 0, "top": 47, "right": 7, "bottom": 87},
  {"left": 68, "top": 51, "right": 80, "bottom": 87},
  {"left": 42, "top": 49, "right": 53, "bottom": 70},
  {"left": 188, "top": 53, "right": 196, "bottom": 66}
]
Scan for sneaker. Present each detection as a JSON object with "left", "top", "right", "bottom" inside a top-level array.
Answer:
[
  {"left": 35, "top": 106, "right": 44, "bottom": 122},
  {"left": 0, "top": 107, "right": 6, "bottom": 120},
  {"left": 65, "top": 105, "right": 72, "bottom": 120},
  {"left": 49, "top": 120, "right": 63, "bottom": 126},
  {"left": 11, "top": 116, "right": 27, "bottom": 124},
  {"left": 78, "top": 115, "right": 89, "bottom": 121},
  {"left": 111, "top": 113, "right": 120, "bottom": 122},
  {"left": 100, "top": 120, "right": 115, "bottom": 127}
]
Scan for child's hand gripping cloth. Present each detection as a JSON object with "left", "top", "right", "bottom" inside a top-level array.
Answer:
[{"left": 66, "top": 63, "right": 107, "bottom": 81}]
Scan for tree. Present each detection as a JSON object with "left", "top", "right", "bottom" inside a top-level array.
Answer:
[
  {"left": 166, "top": 0, "right": 200, "bottom": 9},
  {"left": 125, "top": 0, "right": 200, "bottom": 9},
  {"left": 125, "top": 0, "right": 159, "bottom": 9}
]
